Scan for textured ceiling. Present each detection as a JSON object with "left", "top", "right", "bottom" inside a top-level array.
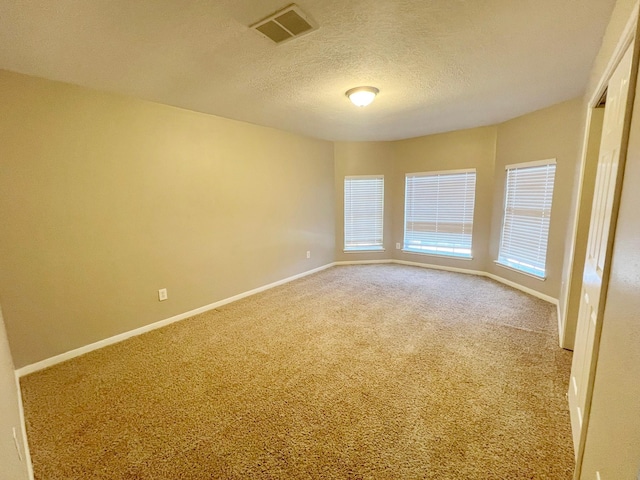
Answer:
[{"left": 0, "top": 0, "right": 616, "bottom": 141}]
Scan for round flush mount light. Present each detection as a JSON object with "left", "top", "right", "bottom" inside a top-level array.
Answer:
[{"left": 345, "top": 86, "right": 379, "bottom": 107}]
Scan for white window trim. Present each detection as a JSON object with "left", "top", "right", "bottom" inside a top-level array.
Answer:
[
  {"left": 403, "top": 168, "right": 477, "bottom": 259},
  {"left": 407, "top": 168, "right": 476, "bottom": 177},
  {"left": 343, "top": 247, "right": 386, "bottom": 253},
  {"left": 344, "top": 175, "right": 385, "bottom": 252},
  {"left": 344, "top": 175, "right": 385, "bottom": 180},
  {"left": 494, "top": 260, "right": 547, "bottom": 281},
  {"left": 504, "top": 158, "right": 557, "bottom": 170},
  {"left": 496, "top": 158, "right": 556, "bottom": 279},
  {"left": 402, "top": 249, "right": 473, "bottom": 261}
]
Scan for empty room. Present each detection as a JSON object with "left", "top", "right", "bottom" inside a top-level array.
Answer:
[{"left": 1, "top": 0, "right": 640, "bottom": 479}]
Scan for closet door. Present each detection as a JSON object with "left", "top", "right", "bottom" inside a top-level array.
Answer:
[{"left": 568, "top": 45, "right": 634, "bottom": 453}]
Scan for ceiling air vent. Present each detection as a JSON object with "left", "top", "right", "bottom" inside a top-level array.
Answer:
[{"left": 251, "top": 4, "right": 317, "bottom": 45}]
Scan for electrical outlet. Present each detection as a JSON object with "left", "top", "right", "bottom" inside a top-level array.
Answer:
[
  {"left": 396, "top": 243, "right": 401, "bottom": 249},
  {"left": 12, "top": 427, "right": 23, "bottom": 461},
  {"left": 306, "top": 251, "right": 311, "bottom": 259},
  {"left": 158, "top": 288, "right": 168, "bottom": 301}
]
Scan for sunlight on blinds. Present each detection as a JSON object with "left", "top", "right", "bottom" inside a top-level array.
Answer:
[
  {"left": 403, "top": 169, "right": 476, "bottom": 258},
  {"left": 344, "top": 176, "right": 384, "bottom": 251},
  {"left": 497, "top": 161, "right": 556, "bottom": 278}
]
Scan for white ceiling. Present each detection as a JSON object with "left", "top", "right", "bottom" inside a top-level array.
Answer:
[{"left": 0, "top": 0, "right": 616, "bottom": 141}]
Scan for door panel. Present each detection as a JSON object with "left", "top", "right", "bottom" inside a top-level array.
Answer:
[{"left": 569, "top": 45, "right": 634, "bottom": 454}]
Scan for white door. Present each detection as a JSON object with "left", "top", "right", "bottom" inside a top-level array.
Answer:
[{"left": 569, "top": 45, "right": 634, "bottom": 453}]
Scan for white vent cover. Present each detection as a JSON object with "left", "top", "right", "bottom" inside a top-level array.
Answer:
[{"left": 251, "top": 4, "right": 317, "bottom": 45}]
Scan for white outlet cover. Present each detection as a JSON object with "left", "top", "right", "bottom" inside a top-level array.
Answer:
[
  {"left": 158, "top": 288, "right": 168, "bottom": 301},
  {"left": 396, "top": 243, "right": 401, "bottom": 249}
]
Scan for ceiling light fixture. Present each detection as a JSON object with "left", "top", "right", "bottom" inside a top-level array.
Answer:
[{"left": 346, "top": 86, "right": 379, "bottom": 107}]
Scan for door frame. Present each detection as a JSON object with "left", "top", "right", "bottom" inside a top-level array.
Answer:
[
  {"left": 561, "top": 4, "right": 640, "bottom": 479},
  {"left": 560, "top": 4, "right": 640, "bottom": 350}
]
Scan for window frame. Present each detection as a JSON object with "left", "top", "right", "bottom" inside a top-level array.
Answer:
[
  {"left": 343, "top": 175, "right": 385, "bottom": 253},
  {"left": 495, "top": 159, "right": 557, "bottom": 280},
  {"left": 402, "top": 168, "right": 477, "bottom": 259}
]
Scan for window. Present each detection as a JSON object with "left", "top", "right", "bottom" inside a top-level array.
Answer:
[
  {"left": 403, "top": 169, "right": 476, "bottom": 258},
  {"left": 497, "top": 160, "right": 556, "bottom": 278},
  {"left": 344, "top": 175, "right": 384, "bottom": 251}
]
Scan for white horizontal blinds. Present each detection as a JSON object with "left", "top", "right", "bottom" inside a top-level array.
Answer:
[
  {"left": 404, "top": 169, "right": 476, "bottom": 258},
  {"left": 344, "top": 176, "right": 384, "bottom": 251},
  {"left": 498, "top": 161, "right": 556, "bottom": 278}
]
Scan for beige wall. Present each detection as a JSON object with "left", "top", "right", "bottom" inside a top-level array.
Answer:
[
  {"left": 0, "top": 305, "right": 30, "bottom": 479},
  {"left": 332, "top": 106, "right": 584, "bottom": 302},
  {"left": 0, "top": 68, "right": 587, "bottom": 369},
  {"left": 391, "top": 127, "right": 498, "bottom": 273},
  {"left": 487, "top": 98, "right": 584, "bottom": 300},
  {"left": 0, "top": 70, "right": 335, "bottom": 368},
  {"left": 334, "top": 142, "right": 394, "bottom": 262},
  {"left": 579, "top": 46, "right": 640, "bottom": 479}
]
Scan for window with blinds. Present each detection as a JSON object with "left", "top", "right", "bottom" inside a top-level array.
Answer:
[
  {"left": 403, "top": 169, "right": 476, "bottom": 258},
  {"left": 497, "top": 160, "right": 556, "bottom": 278},
  {"left": 344, "top": 175, "right": 384, "bottom": 251}
]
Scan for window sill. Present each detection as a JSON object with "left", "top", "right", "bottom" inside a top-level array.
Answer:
[
  {"left": 343, "top": 248, "right": 386, "bottom": 253},
  {"left": 494, "top": 261, "right": 546, "bottom": 281},
  {"left": 401, "top": 249, "right": 473, "bottom": 261}
]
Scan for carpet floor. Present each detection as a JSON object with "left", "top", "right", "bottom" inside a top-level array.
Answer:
[{"left": 21, "top": 265, "right": 574, "bottom": 479}]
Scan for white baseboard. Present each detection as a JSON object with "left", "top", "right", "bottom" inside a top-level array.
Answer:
[
  {"left": 340, "top": 258, "right": 558, "bottom": 305},
  {"left": 393, "top": 259, "right": 485, "bottom": 277},
  {"left": 15, "top": 262, "right": 334, "bottom": 378},
  {"left": 334, "top": 259, "right": 394, "bottom": 266},
  {"left": 15, "top": 259, "right": 558, "bottom": 377},
  {"left": 556, "top": 302, "right": 569, "bottom": 350},
  {"left": 392, "top": 259, "right": 558, "bottom": 305},
  {"left": 484, "top": 272, "right": 558, "bottom": 305},
  {"left": 10, "top": 257, "right": 562, "bottom": 479},
  {"left": 14, "top": 372, "right": 34, "bottom": 480}
]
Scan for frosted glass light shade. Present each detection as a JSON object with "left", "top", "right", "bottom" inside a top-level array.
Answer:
[{"left": 346, "top": 86, "right": 379, "bottom": 107}]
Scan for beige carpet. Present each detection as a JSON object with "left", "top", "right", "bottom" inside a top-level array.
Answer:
[{"left": 21, "top": 265, "right": 574, "bottom": 479}]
